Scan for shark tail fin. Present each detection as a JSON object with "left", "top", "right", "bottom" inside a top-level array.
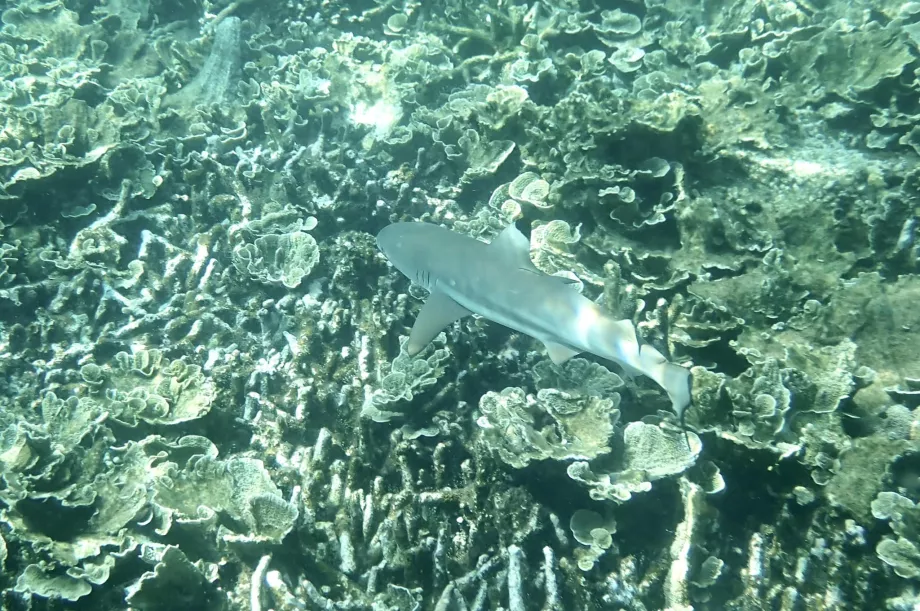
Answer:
[
  {"left": 631, "top": 336, "right": 692, "bottom": 424},
  {"left": 664, "top": 363, "right": 693, "bottom": 450},
  {"left": 681, "top": 405, "right": 691, "bottom": 451},
  {"left": 662, "top": 362, "right": 692, "bottom": 419}
]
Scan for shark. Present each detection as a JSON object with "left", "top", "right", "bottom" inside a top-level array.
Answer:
[{"left": 376, "top": 221, "right": 692, "bottom": 424}]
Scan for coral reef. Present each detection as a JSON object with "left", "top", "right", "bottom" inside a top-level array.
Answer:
[{"left": 0, "top": 0, "right": 918, "bottom": 609}]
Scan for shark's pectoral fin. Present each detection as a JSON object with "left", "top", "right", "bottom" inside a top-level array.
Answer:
[
  {"left": 543, "top": 341, "right": 581, "bottom": 365},
  {"left": 407, "top": 290, "right": 472, "bottom": 356}
]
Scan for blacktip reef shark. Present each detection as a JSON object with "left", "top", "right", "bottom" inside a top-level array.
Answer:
[{"left": 376, "top": 221, "right": 692, "bottom": 426}]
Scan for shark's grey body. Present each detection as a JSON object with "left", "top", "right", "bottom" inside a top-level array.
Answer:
[{"left": 376, "top": 222, "right": 691, "bottom": 419}]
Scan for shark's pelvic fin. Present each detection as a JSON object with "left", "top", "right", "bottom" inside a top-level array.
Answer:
[
  {"left": 407, "top": 290, "right": 472, "bottom": 356},
  {"left": 543, "top": 340, "right": 581, "bottom": 365}
]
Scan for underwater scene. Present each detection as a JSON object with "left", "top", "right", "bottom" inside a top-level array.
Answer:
[{"left": 0, "top": 0, "right": 919, "bottom": 609}]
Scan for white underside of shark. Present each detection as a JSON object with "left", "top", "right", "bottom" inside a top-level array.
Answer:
[{"left": 376, "top": 222, "right": 692, "bottom": 420}]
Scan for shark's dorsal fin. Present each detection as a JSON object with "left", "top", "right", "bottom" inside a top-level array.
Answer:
[
  {"left": 543, "top": 340, "right": 581, "bottom": 365},
  {"left": 407, "top": 290, "right": 472, "bottom": 356},
  {"left": 518, "top": 267, "right": 580, "bottom": 286},
  {"left": 490, "top": 225, "right": 581, "bottom": 287},
  {"left": 489, "top": 224, "right": 542, "bottom": 274},
  {"left": 555, "top": 275, "right": 580, "bottom": 285}
]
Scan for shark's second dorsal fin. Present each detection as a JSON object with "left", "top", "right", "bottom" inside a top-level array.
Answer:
[
  {"left": 490, "top": 224, "right": 542, "bottom": 274},
  {"left": 407, "top": 290, "right": 472, "bottom": 356}
]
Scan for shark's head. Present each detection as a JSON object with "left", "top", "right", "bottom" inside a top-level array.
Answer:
[{"left": 377, "top": 222, "right": 438, "bottom": 289}]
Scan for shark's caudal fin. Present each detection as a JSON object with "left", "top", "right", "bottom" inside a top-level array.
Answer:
[
  {"left": 641, "top": 354, "right": 694, "bottom": 448},
  {"left": 663, "top": 361, "right": 693, "bottom": 448},
  {"left": 615, "top": 323, "right": 693, "bottom": 430},
  {"left": 661, "top": 361, "right": 692, "bottom": 422}
]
